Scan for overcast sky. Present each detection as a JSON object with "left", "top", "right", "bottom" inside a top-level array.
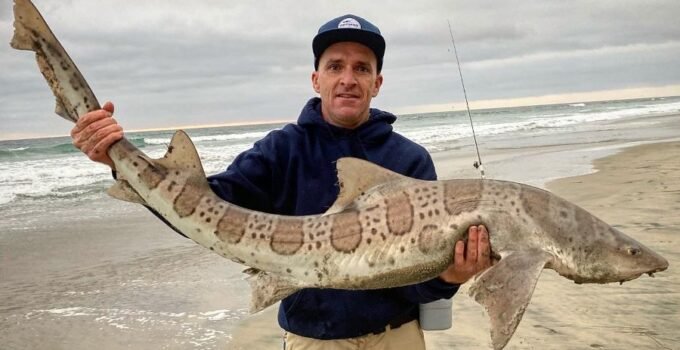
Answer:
[{"left": 1, "top": 0, "right": 679, "bottom": 140}]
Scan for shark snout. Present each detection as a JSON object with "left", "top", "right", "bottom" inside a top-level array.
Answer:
[
  {"left": 628, "top": 244, "right": 669, "bottom": 278},
  {"left": 650, "top": 255, "right": 669, "bottom": 274},
  {"left": 604, "top": 239, "right": 670, "bottom": 284}
]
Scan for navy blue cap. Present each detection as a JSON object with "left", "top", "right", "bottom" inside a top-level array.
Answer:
[{"left": 313, "top": 14, "right": 386, "bottom": 73}]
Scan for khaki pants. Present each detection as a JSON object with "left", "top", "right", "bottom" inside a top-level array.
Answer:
[{"left": 283, "top": 320, "right": 425, "bottom": 350}]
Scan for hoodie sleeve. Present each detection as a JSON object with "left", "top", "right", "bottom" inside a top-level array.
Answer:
[
  {"left": 207, "top": 133, "right": 277, "bottom": 213},
  {"left": 408, "top": 151, "right": 437, "bottom": 181},
  {"left": 398, "top": 277, "right": 461, "bottom": 303}
]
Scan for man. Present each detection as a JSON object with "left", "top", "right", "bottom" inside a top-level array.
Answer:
[{"left": 71, "top": 14, "right": 491, "bottom": 350}]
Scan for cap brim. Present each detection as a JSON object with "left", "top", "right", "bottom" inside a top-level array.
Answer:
[{"left": 313, "top": 29, "right": 385, "bottom": 65}]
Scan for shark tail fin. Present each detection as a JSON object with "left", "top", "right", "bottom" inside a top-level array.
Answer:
[
  {"left": 469, "top": 250, "right": 551, "bottom": 350},
  {"left": 11, "top": 0, "right": 101, "bottom": 123},
  {"left": 244, "top": 268, "right": 301, "bottom": 314},
  {"left": 10, "top": 0, "right": 41, "bottom": 51}
]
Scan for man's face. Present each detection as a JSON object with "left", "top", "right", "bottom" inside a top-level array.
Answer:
[{"left": 312, "top": 42, "right": 383, "bottom": 129}]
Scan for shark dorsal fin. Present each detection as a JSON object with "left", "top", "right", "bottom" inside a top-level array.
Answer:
[
  {"left": 324, "top": 157, "right": 413, "bottom": 215},
  {"left": 155, "top": 130, "right": 207, "bottom": 181}
]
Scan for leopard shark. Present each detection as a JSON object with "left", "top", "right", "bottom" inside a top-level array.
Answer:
[{"left": 11, "top": 0, "right": 669, "bottom": 348}]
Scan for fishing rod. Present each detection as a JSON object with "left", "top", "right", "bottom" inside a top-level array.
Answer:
[
  {"left": 419, "top": 22, "right": 487, "bottom": 332},
  {"left": 447, "top": 19, "right": 485, "bottom": 179}
]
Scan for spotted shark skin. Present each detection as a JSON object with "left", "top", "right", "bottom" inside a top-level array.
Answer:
[{"left": 12, "top": 1, "right": 669, "bottom": 349}]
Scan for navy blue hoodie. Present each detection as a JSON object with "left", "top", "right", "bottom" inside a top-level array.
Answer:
[{"left": 207, "top": 97, "right": 459, "bottom": 339}]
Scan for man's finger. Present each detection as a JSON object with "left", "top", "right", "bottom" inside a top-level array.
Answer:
[
  {"left": 72, "top": 110, "right": 106, "bottom": 136},
  {"left": 477, "top": 225, "right": 491, "bottom": 267},
  {"left": 93, "top": 129, "right": 123, "bottom": 155},
  {"left": 78, "top": 108, "right": 111, "bottom": 127},
  {"left": 466, "top": 225, "right": 478, "bottom": 264},
  {"left": 88, "top": 127, "right": 123, "bottom": 166},
  {"left": 75, "top": 116, "right": 117, "bottom": 149},
  {"left": 453, "top": 240, "right": 465, "bottom": 267},
  {"left": 102, "top": 101, "right": 114, "bottom": 114},
  {"left": 72, "top": 110, "right": 113, "bottom": 140},
  {"left": 73, "top": 101, "right": 114, "bottom": 134}
]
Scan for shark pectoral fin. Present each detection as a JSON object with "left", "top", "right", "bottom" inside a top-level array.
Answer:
[
  {"left": 325, "top": 157, "right": 418, "bottom": 215},
  {"left": 155, "top": 130, "right": 208, "bottom": 182},
  {"left": 244, "top": 268, "right": 300, "bottom": 314},
  {"left": 107, "top": 180, "right": 146, "bottom": 204},
  {"left": 468, "top": 250, "right": 552, "bottom": 350}
]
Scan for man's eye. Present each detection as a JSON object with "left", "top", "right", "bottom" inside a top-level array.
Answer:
[
  {"left": 328, "top": 64, "right": 341, "bottom": 71},
  {"left": 356, "top": 66, "right": 371, "bottom": 73}
]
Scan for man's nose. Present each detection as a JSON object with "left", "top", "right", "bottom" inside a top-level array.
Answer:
[{"left": 339, "top": 68, "right": 357, "bottom": 86}]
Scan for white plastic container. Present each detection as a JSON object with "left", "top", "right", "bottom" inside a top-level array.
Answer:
[{"left": 419, "top": 298, "right": 453, "bottom": 330}]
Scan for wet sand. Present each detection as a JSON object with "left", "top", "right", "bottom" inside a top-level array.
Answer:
[
  {"left": 229, "top": 142, "right": 680, "bottom": 349},
  {"left": 427, "top": 141, "right": 679, "bottom": 349},
  {"left": 0, "top": 205, "right": 250, "bottom": 350}
]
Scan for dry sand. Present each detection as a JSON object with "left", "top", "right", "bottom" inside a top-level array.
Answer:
[{"left": 229, "top": 141, "right": 680, "bottom": 350}]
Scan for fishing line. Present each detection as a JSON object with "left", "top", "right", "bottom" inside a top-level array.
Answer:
[{"left": 447, "top": 19, "right": 485, "bottom": 179}]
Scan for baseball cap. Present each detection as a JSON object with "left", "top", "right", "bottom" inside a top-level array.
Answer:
[{"left": 312, "top": 14, "right": 386, "bottom": 73}]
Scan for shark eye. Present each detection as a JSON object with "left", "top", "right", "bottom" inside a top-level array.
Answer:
[{"left": 627, "top": 247, "right": 641, "bottom": 256}]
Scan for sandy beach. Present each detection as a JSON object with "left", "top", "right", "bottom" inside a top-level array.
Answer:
[
  {"left": 428, "top": 140, "right": 680, "bottom": 349},
  {"left": 227, "top": 140, "right": 680, "bottom": 350},
  {"left": 1, "top": 112, "right": 679, "bottom": 350}
]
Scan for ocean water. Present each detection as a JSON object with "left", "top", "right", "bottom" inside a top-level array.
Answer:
[{"left": 1, "top": 96, "right": 679, "bottom": 211}]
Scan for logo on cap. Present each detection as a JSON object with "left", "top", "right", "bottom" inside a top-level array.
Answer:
[{"left": 338, "top": 18, "right": 361, "bottom": 29}]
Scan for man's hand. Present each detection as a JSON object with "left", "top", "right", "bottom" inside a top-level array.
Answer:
[
  {"left": 70, "top": 101, "right": 123, "bottom": 169},
  {"left": 439, "top": 225, "right": 492, "bottom": 284}
]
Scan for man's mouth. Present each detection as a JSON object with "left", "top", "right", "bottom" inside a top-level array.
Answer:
[{"left": 336, "top": 93, "right": 359, "bottom": 99}]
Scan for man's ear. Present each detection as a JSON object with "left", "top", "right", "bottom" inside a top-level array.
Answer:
[
  {"left": 311, "top": 71, "right": 321, "bottom": 93},
  {"left": 372, "top": 74, "right": 384, "bottom": 97}
]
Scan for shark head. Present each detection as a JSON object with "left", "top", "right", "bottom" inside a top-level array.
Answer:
[
  {"left": 569, "top": 225, "right": 668, "bottom": 284},
  {"left": 524, "top": 190, "right": 671, "bottom": 285}
]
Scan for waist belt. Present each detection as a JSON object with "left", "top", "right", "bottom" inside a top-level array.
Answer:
[{"left": 371, "top": 315, "right": 415, "bottom": 335}]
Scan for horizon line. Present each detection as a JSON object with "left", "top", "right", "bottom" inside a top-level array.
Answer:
[{"left": 2, "top": 87, "right": 679, "bottom": 142}]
